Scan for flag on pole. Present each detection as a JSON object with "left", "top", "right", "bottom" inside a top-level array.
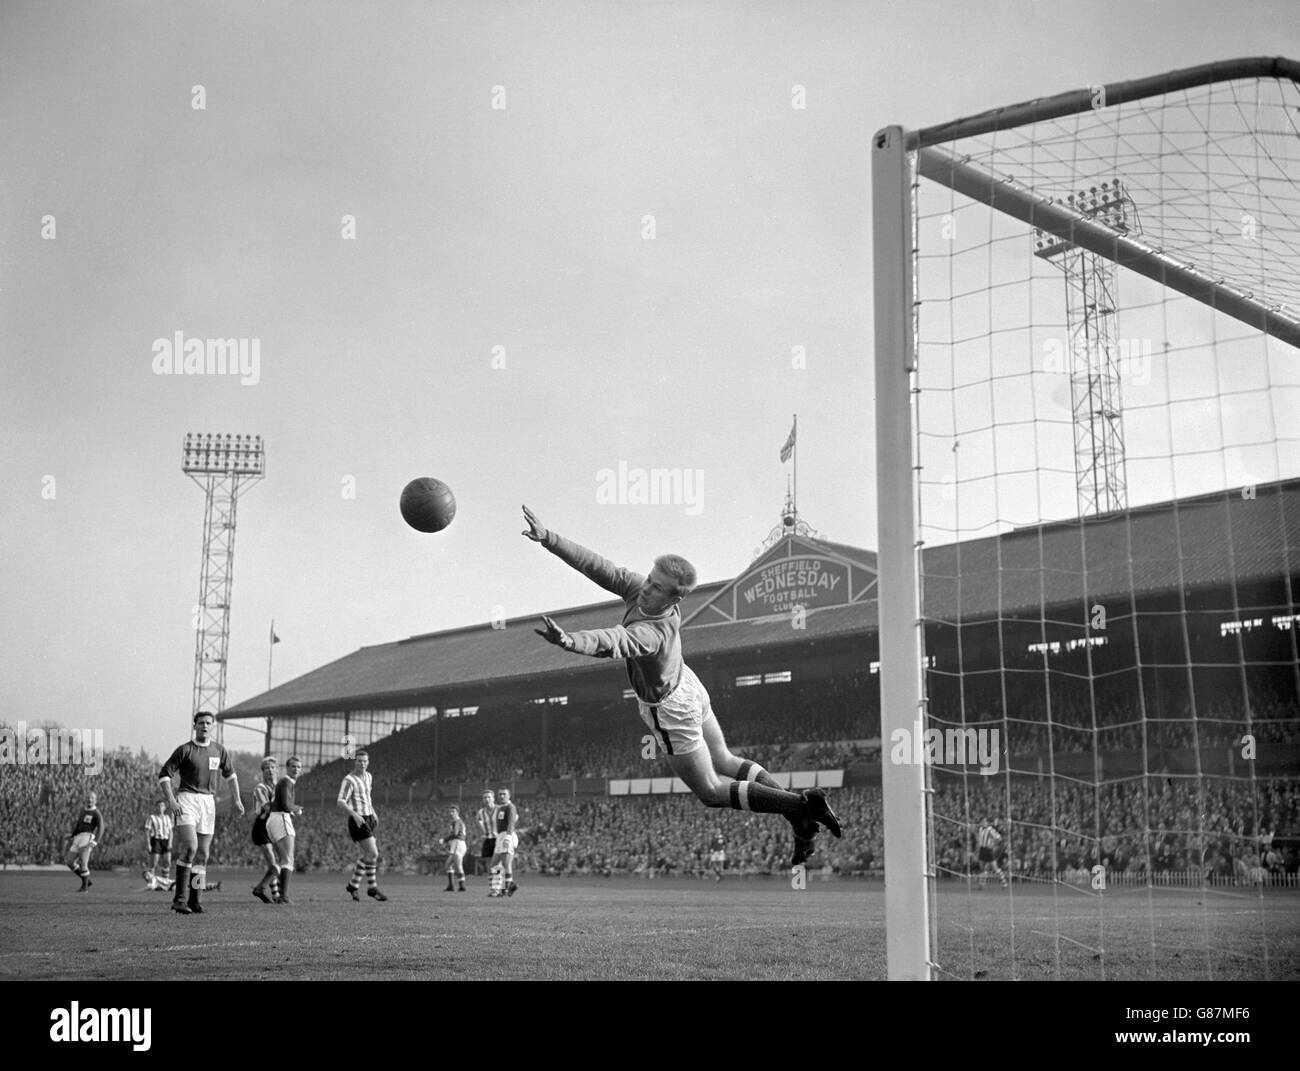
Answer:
[
  {"left": 270, "top": 623, "right": 280, "bottom": 645},
  {"left": 779, "top": 421, "right": 796, "bottom": 463}
]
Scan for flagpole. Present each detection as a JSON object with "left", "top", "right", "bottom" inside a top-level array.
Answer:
[
  {"left": 268, "top": 618, "right": 275, "bottom": 692},
  {"left": 792, "top": 413, "right": 798, "bottom": 525}
]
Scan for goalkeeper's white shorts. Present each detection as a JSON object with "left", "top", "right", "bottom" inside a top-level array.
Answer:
[
  {"left": 493, "top": 832, "right": 517, "bottom": 855},
  {"left": 637, "top": 664, "right": 710, "bottom": 757}
]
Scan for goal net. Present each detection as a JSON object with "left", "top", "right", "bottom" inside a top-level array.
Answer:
[{"left": 873, "top": 57, "right": 1300, "bottom": 980}]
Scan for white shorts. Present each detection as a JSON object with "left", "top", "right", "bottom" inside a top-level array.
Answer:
[
  {"left": 266, "top": 812, "right": 296, "bottom": 842},
  {"left": 637, "top": 663, "right": 710, "bottom": 756},
  {"left": 176, "top": 792, "right": 217, "bottom": 835},
  {"left": 493, "top": 832, "right": 517, "bottom": 856},
  {"left": 709, "top": 851, "right": 725, "bottom": 864},
  {"left": 447, "top": 839, "right": 467, "bottom": 861},
  {"left": 70, "top": 832, "right": 95, "bottom": 851}
]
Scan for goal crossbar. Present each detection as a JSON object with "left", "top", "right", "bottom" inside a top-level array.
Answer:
[{"left": 918, "top": 145, "right": 1300, "bottom": 349}]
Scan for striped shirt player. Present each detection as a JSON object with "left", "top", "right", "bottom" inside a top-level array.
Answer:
[
  {"left": 143, "top": 802, "right": 174, "bottom": 890},
  {"left": 251, "top": 757, "right": 281, "bottom": 904},
  {"left": 158, "top": 710, "right": 244, "bottom": 915},
  {"left": 66, "top": 791, "right": 103, "bottom": 891},
  {"left": 443, "top": 807, "right": 468, "bottom": 891},
  {"left": 339, "top": 751, "right": 387, "bottom": 902},
  {"left": 146, "top": 807, "right": 174, "bottom": 856},
  {"left": 977, "top": 818, "right": 1008, "bottom": 888},
  {"left": 488, "top": 789, "right": 519, "bottom": 897},
  {"left": 476, "top": 790, "right": 497, "bottom": 860},
  {"left": 523, "top": 505, "right": 841, "bottom": 866}
]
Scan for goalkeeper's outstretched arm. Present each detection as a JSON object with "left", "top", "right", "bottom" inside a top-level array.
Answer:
[
  {"left": 534, "top": 614, "right": 667, "bottom": 660},
  {"left": 521, "top": 505, "right": 642, "bottom": 600}
]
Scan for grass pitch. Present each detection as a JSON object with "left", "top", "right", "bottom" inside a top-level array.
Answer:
[{"left": 1, "top": 870, "right": 1296, "bottom": 981}]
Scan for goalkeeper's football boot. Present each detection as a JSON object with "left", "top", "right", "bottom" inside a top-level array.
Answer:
[
  {"left": 790, "top": 821, "right": 820, "bottom": 867},
  {"left": 507, "top": 881, "right": 518, "bottom": 897},
  {"left": 252, "top": 885, "right": 273, "bottom": 904},
  {"left": 802, "top": 789, "right": 842, "bottom": 838},
  {"left": 368, "top": 886, "right": 388, "bottom": 902}
]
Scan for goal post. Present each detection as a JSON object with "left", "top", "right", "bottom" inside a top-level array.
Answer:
[
  {"left": 873, "top": 123, "right": 932, "bottom": 981},
  {"left": 873, "top": 56, "right": 1300, "bottom": 981}
]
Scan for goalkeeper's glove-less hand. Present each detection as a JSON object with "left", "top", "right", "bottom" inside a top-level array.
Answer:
[{"left": 535, "top": 615, "right": 574, "bottom": 651}]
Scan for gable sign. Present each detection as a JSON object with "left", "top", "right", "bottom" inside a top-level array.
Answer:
[{"left": 736, "top": 556, "right": 850, "bottom": 619}]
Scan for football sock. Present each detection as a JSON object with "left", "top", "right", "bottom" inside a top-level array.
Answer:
[
  {"left": 736, "top": 760, "right": 782, "bottom": 791},
  {"left": 736, "top": 761, "right": 805, "bottom": 826},
  {"left": 188, "top": 866, "right": 205, "bottom": 907},
  {"left": 347, "top": 860, "right": 365, "bottom": 890},
  {"left": 278, "top": 867, "right": 291, "bottom": 896},
  {"left": 727, "top": 781, "right": 806, "bottom": 817},
  {"left": 364, "top": 862, "right": 377, "bottom": 888},
  {"left": 174, "top": 864, "right": 190, "bottom": 902}
]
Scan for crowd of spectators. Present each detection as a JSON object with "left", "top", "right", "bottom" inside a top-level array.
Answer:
[
  {"left": 193, "top": 776, "right": 1299, "bottom": 881},
  {"left": 4, "top": 675, "right": 1296, "bottom": 882},
  {"left": 284, "top": 672, "right": 1298, "bottom": 795},
  {"left": 0, "top": 745, "right": 163, "bottom": 867}
]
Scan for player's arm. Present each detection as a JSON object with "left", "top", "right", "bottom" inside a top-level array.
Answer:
[
  {"left": 218, "top": 748, "right": 244, "bottom": 815},
  {"left": 536, "top": 617, "right": 667, "bottom": 660},
  {"left": 158, "top": 750, "right": 183, "bottom": 814},
  {"left": 93, "top": 809, "right": 104, "bottom": 844},
  {"left": 225, "top": 773, "right": 245, "bottom": 815},
  {"left": 522, "top": 506, "right": 642, "bottom": 600},
  {"left": 506, "top": 804, "right": 518, "bottom": 835}
]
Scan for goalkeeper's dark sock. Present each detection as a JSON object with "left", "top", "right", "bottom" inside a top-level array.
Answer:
[
  {"left": 736, "top": 759, "right": 782, "bottom": 791},
  {"left": 736, "top": 761, "right": 803, "bottom": 825},
  {"left": 727, "top": 781, "right": 807, "bottom": 818},
  {"left": 174, "top": 864, "right": 190, "bottom": 902},
  {"left": 278, "top": 868, "right": 291, "bottom": 897},
  {"left": 188, "top": 866, "right": 205, "bottom": 907}
]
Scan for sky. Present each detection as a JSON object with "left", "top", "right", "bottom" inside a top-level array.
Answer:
[{"left": 2, "top": 0, "right": 1297, "bottom": 760}]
